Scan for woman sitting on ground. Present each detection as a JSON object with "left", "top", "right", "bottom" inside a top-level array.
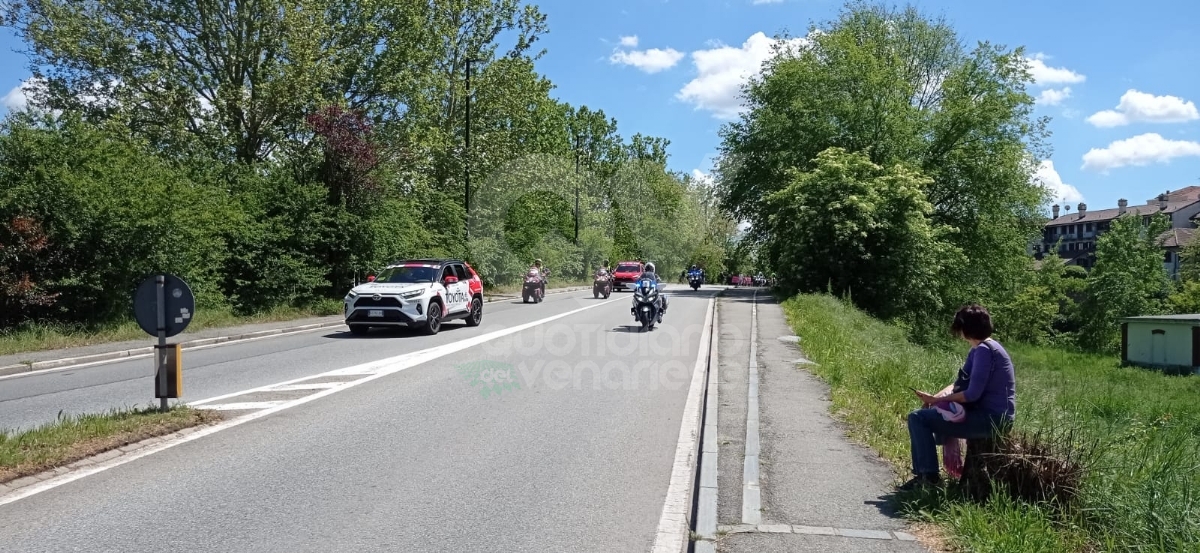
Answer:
[{"left": 901, "top": 303, "right": 1017, "bottom": 491}]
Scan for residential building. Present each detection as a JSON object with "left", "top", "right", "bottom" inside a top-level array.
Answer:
[
  {"left": 1034, "top": 186, "right": 1200, "bottom": 271},
  {"left": 1161, "top": 228, "right": 1196, "bottom": 280}
]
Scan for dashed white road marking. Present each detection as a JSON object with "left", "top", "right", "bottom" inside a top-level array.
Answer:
[
  {"left": 201, "top": 401, "right": 288, "bottom": 411},
  {"left": 0, "top": 296, "right": 623, "bottom": 508},
  {"left": 268, "top": 383, "right": 343, "bottom": 392}
]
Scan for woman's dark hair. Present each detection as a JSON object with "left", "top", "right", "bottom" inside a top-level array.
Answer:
[{"left": 951, "top": 304, "right": 993, "bottom": 340}]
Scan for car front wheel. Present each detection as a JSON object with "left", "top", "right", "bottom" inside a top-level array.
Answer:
[
  {"left": 465, "top": 297, "right": 483, "bottom": 327},
  {"left": 423, "top": 303, "right": 442, "bottom": 335}
]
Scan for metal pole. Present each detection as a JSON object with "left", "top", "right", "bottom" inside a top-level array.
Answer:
[
  {"left": 574, "top": 135, "right": 580, "bottom": 246},
  {"left": 464, "top": 59, "right": 472, "bottom": 243},
  {"left": 155, "top": 275, "right": 167, "bottom": 412}
]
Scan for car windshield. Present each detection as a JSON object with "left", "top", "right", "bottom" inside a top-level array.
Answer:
[
  {"left": 375, "top": 266, "right": 438, "bottom": 283},
  {"left": 617, "top": 264, "right": 640, "bottom": 273}
]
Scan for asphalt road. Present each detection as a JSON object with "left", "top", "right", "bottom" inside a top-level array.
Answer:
[{"left": 0, "top": 286, "right": 719, "bottom": 553}]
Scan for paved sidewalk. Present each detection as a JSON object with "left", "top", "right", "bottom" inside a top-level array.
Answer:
[{"left": 709, "top": 289, "right": 927, "bottom": 552}]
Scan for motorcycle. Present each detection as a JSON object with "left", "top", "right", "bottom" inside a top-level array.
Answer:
[
  {"left": 630, "top": 277, "right": 661, "bottom": 331},
  {"left": 593, "top": 270, "right": 613, "bottom": 299},
  {"left": 522, "top": 269, "right": 546, "bottom": 303},
  {"left": 687, "top": 270, "right": 703, "bottom": 291}
]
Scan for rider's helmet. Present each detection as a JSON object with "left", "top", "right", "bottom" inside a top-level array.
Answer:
[
  {"left": 645, "top": 262, "right": 656, "bottom": 274},
  {"left": 534, "top": 259, "right": 543, "bottom": 268}
]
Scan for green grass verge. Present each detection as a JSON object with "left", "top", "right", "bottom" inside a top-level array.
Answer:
[
  {"left": 0, "top": 406, "right": 223, "bottom": 483},
  {"left": 782, "top": 293, "right": 1200, "bottom": 553},
  {"left": 0, "top": 300, "right": 344, "bottom": 357}
]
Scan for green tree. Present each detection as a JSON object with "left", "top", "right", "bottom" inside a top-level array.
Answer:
[
  {"left": 1079, "top": 213, "right": 1173, "bottom": 352},
  {"left": 0, "top": 114, "right": 232, "bottom": 321},
  {"left": 764, "top": 147, "right": 961, "bottom": 321},
  {"left": 992, "top": 255, "right": 1084, "bottom": 345},
  {"left": 716, "top": 1, "right": 1049, "bottom": 320}
]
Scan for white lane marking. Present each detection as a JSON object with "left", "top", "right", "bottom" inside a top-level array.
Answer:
[
  {"left": 201, "top": 401, "right": 288, "bottom": 411},
  {"left": 0, "top": 287, "right": 592, "bottom": 382},
  {"left": 0, "top": 296, "right": 623, "bottom": 507},
  {"left": 268, "top": 383, "right": 343, "bottom": 392},
  {"left": 0, "top": 324, "right": 341, "bottom": 382},
  {"left": 650, "top": 296, "right": 716, "bottom": 553},
  {"left": 742, "top": 290, "right": 762, "bottom": 524}
]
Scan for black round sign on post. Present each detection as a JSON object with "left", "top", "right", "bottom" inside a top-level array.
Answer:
[{"left": 133, "top": 274, "right": 196, "bottom": 338}]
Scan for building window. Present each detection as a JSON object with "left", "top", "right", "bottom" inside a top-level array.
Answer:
[
  {"left": 1086, "top": 223, "right": 1093, "bottom": 231},
  {"left": 1166, "top": 251, "right": 1174, "bottom": 263}
]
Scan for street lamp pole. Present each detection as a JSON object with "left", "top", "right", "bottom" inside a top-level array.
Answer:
[
  {"left": 465, "top": 58, "right": 482, "bottom": 242},
  {"left": 574, "top": 134, "right": 581, "bottom": 245}
]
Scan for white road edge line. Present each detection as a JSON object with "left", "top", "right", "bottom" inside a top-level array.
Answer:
[
  {"left": 0, "top": 296, "right": 623, "bottom": 508},
  {"left": 742, "top": 290, "right": 762, "bottom": 525},
  {"left": 650, "top": 296, "right": 716, "bottom": 553}
]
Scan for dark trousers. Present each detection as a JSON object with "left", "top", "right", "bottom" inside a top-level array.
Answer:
[{"left": 907, "top": 408, "right": 1009, "bottom": 476}]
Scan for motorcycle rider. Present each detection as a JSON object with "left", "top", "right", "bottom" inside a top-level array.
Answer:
[
  {"left": 529, "top": 259, "right": 547, "bottom": 295},
  {"left": 635, "top": 262, "right": 668, "bottom": 323}
]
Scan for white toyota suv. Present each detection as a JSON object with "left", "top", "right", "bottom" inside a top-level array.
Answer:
[{"left": 344, "top": 259, "right": 484, "bottom": 336}]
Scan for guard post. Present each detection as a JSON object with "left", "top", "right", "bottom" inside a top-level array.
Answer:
[
  {"left": 155, "top": 343, "right": 182, "bottom": 400},
  {"left": 133, "top": 274, "right": 195, "bottom": 412}
]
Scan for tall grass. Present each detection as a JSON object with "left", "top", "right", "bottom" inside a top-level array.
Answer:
[
  {"left": 0, "top": 406, "right": 221, "bottom": 482},
  {"left": 782, "top": 293, "right": 1200, "bottom": 552}
]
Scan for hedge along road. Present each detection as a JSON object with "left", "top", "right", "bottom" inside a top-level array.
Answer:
[
  {"left": 0, "top": 287, "right": 721, "bottom": 552},
  {"left": 1, "top": 288, "right": 618, "bottom": 433}
]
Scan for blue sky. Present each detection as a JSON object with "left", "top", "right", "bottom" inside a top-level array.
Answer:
[{"left": 3, "top": 0, "right": 1199, "bottom": 214}]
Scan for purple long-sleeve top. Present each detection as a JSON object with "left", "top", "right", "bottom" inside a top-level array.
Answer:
[{"left": 952, "top": 339, "right": 1016, "bottom": 420}]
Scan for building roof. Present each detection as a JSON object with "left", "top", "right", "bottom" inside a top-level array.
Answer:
[
  {"left": 1046, "top": 186, "right": 1200, "bottom": 227},
  {"left": 1160, "top": 228, "right": 1198, "bottom": 249},
  {"left": 1120, "top": 314, "right": 1200, "bottom": 323}
]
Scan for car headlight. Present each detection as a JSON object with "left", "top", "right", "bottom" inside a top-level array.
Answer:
[
  {"left": 401, "top": 289, "right": 423, "bottom": 299},
  {"left": 346, "top": 291, "right": 358, "bottom": 299}
]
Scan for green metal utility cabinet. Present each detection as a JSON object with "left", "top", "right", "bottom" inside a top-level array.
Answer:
[{"left": 1119, "top": 314, "right": 1200, "bottom": 373}]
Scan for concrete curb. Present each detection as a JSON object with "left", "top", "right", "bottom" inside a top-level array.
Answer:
[
  {"left": 694, "top": 299, "right": 721, "bottom": 553},
  {"left": 0, "top": 285, "right": 597, "bottom": 378}
]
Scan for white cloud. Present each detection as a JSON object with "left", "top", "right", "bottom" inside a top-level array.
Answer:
[
  {"left": 610, "top": 47, "right": 684, "bottom": 74},
  {"left": 619, "top": 35, "right": 639, "bottom": 48},
  {"left": 1085, "top": 89, "right": 1200, "bottom": 127},
  {"left": 1026, "top": 54, "right": 1086, "bottom": 85},
  {"left": 1, "top": 80, "right": 34, "bottom": 112},
  {"left": 1033, "top": 160, "right": 1084, "bottom": 204},
  {"left": 691, "top": 168, "right": 715, "bottom": 187},
  {"left": 1081, "top": 133, "right": 1200, "bottom": 172},
  {"left": 1037, "top": 87, "right": 1072, "bottom": 106},
  {"left": 676, "top": 31, "right": 810, "bottom": 120}
]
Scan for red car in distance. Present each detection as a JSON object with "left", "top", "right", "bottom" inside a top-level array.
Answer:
[{"left": 611, "top": 261, "right": 644, "bottom": 291}]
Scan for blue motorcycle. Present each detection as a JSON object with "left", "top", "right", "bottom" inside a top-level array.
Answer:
[{"left": 631, "top": 277, "right": 661, "bottom": 331}]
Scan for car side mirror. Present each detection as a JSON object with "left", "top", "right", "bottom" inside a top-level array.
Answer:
[{"left": 444, "top": 276, "right": 459, "bottom": 284}]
